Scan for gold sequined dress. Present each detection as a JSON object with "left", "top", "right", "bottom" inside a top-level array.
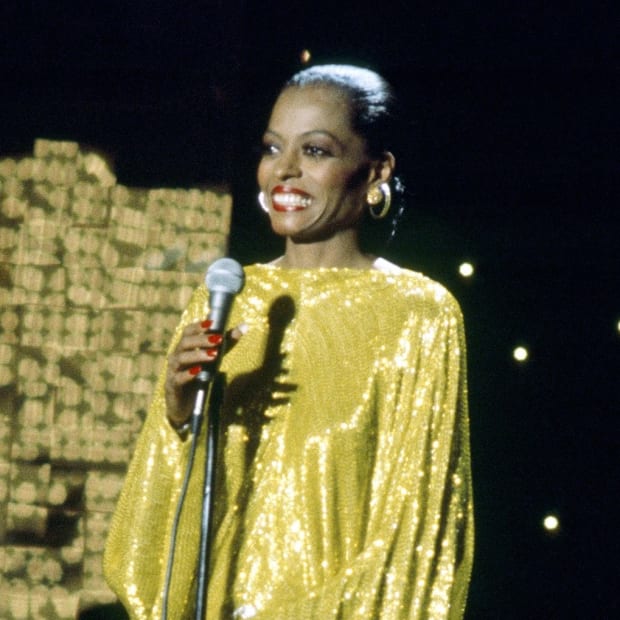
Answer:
[{"left": 104, "top": 264, "right": 474, "bottom": 619}]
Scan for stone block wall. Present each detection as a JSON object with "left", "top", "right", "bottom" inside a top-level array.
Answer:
[{"left": 0, "top": 139, "right": 231, "bottom": 618}]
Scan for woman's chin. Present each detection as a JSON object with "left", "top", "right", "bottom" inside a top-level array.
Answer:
[{"left": 269, "top": 215, "right": 309, "bottom": 239}]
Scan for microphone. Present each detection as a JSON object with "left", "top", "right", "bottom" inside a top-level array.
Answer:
[{"left": 197, "top": 257, "right": 245, "bottom": 383}]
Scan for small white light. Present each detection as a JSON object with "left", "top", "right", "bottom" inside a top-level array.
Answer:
[
  {"left": 513, "top": 346, "right": 529, "bottom": 362},
  {"left": 300, "top": 49, "right": 311, "bottom": 64},
  {"left": 616, "top": 319, "right": 620, "bottom": 334},
  {"left": 458, "top": 262, "right": 474, "bottom": 278},
  {"left": 543, "top": 514, "right": 560, "bottom": 532}
]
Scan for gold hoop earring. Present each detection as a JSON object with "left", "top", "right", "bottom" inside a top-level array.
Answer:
[
  {"left": 366, "top": 182, "right": 392, "bottom": 220},
  {"left": 258, "top": 191, "right": 269, "bottom": 213}
]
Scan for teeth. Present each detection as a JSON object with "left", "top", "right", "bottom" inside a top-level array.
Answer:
[{"left": 273, "top": 193, "right": 311, "bottom": 208}]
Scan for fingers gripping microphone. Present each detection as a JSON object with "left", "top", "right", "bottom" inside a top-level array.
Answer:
[{"left": 197, "top": 257, "right": 245, "bottom": 383}]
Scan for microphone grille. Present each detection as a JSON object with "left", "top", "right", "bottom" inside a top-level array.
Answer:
[{"left": 205, "top": 257, "right": 245, "bottom": 294}]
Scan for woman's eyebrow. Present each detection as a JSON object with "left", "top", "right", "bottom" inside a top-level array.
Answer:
[{"left": 263, "top": 128, "right": 345, "bottom": 149}]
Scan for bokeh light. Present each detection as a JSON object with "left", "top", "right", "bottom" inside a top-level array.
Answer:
[
  {"left": 458, "top": 262, "right": 474, "bottom": 278},
  {"left": 513, "top": 346, "right": 529, "bottom": 362},
  {"left": 300, "top": 49, "right": 311, "bottom": 64},
  {"left": 543, "top": 513, "right": 560, "bottom": 533}
]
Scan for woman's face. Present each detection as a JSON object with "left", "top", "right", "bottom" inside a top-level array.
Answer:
[{"left": 257, "top": 85, "right": 378, "bottom": 242}]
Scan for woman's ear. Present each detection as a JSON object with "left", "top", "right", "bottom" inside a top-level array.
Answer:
[{"left": 368, "top": 151, "right": 396, "bottom": 184}]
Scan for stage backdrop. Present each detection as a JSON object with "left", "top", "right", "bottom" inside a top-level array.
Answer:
[{"left": 0, "top": 139, "right": 231, "bottom": 618}]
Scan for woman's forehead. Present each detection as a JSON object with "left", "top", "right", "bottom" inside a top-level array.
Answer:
[{"left": 269, "top": 85, "right": 355, "bottom": 133}]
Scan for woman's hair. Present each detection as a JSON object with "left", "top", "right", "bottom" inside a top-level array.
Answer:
[
  {"left": 283, "top": 64, "right": 407, "bottom": 246},
  {"left": 284, "top": 64, "right": 398, "bottom": 159}
]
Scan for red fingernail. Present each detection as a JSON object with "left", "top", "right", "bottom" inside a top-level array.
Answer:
[
  {"left": 189, "top": 365, "right": 201, "bottom": 376},
  {"left": 207, "top": 334, "right": 223, "bottom": 345},
  {"left": 206, "top": 348, "right": 218, "bottom": 358},
  {"left": 201, "top": 319, "right": 213, "bottom": 329}
]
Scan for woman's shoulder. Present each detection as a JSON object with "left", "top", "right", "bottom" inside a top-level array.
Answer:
[{"left": 372, "top": 258, "right": 463, "bottom": 319}]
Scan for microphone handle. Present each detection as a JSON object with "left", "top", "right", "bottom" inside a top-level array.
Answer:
[{"left": 197, "top": 289, "right": 234, "bottom": 383}]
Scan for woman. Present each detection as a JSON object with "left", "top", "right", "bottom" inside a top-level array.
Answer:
[{"left": 104, "top": 64, "right": 474, "bottom": 619}]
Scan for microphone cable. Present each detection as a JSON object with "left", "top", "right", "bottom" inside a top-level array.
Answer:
[{"left": 161, "top": 410, "right": 204, "bottom": 620}]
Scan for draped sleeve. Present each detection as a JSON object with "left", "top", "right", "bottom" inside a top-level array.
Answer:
[
  {"left": 257, "top": 286, "right": 473, "bottom": 619},
  {"left": 103, "top": 287, "right": 210, "bottom": 619}
]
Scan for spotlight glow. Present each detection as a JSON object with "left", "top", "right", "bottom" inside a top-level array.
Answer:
[
  {"left": 513, "top": 346, "right": 529, "bottom": 362},
  {"left": 617, "top": 318, "right": 620, "bottom": 334},
  {"left": 300, "top": 49, "right": 311, "bottom": 64},
  {"left": 543, "top": 514, "right": 560, "bottom": 532},
  {"left": 458, "top": 262, "right": 474, "bottom": 278}
]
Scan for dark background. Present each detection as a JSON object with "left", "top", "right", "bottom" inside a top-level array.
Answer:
[{"left": 2, "top": 2, "right": 618, "bottom": 618}]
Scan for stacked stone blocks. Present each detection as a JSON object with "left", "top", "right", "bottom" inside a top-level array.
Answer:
[{"left": 0, "top": 139, "right": 231, "bottom": 618}]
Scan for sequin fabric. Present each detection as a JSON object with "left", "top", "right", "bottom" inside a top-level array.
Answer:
[{"left": 104, "top": 264, "right": 474, "bottom": 619}]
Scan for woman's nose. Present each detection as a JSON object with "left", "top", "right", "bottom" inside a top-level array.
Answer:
[{"left": 275, "top": 150, "right": 301, "bottom": 180}]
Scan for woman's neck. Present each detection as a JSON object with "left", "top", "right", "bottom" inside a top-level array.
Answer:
[{"left": 277, "top": 234, "right": 375, "bottom": 269}]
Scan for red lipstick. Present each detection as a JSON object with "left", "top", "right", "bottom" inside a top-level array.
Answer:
[{"left": 271, "top": 186, "right": 312, "bottom": 212}]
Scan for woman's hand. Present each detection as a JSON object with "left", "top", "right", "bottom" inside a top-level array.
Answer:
[{"left": 164, "top": 319, "right": 245, "bottom": 429}]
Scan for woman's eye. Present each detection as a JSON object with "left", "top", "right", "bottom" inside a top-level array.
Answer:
[
  {"left": 261, "top": 143, "right": 279, "bottom": 156},
  {"left": 303, "top": 145, "right": 331, "bottom": 158}
]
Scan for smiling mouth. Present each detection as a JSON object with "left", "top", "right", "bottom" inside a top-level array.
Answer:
[{"left": 271, "top": 188, "right": 312, "bottom": 211}]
